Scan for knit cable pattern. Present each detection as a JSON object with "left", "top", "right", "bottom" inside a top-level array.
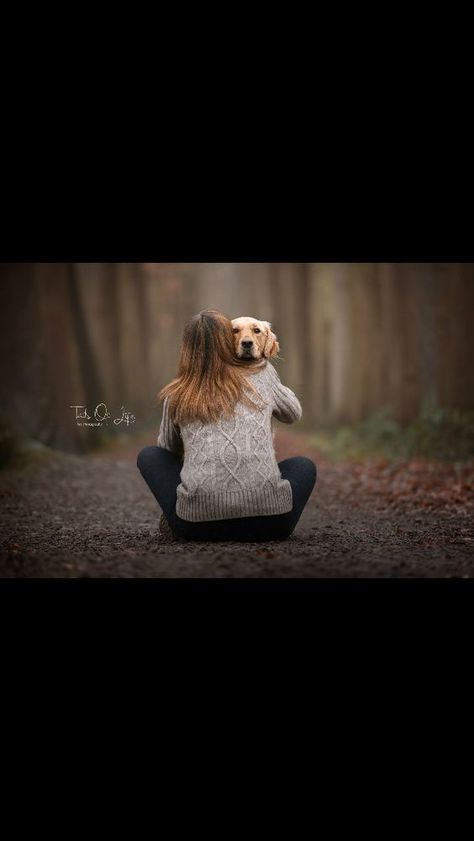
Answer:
[{"left": 157, "top": 361, "right": 302, "bottom": 521}]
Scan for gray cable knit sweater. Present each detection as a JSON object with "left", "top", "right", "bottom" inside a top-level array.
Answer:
[{"left": 157, "top": 360, "right": 302, "bottom": 521}]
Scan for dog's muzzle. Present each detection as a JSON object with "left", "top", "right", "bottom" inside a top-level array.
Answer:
[{"left": 240, "top": 340, "right": 255, "bottom": 358}]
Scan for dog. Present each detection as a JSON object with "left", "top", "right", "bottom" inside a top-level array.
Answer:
[{"left": 231, "top": 316, "right": 280, "bottom": 361}]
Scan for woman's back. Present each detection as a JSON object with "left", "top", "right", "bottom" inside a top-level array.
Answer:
[{"left": 157, "top": 360, "right": 302, "bottom": 522}]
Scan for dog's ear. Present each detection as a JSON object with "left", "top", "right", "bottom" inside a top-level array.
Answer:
[{"left": 262, "top": 322, "right": 280, "bottom": 359}]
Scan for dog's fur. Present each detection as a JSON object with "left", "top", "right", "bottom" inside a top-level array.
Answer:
[{"left": 231, "top": 316, "right": 280, "bottom": 361}]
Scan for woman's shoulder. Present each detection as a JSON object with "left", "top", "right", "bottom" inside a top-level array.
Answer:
[
  {"left": 242, "top": 361, "right": 281, "bottom": 406},
  {"left": 247, "top": 360, "right": 278, "bottom": 378},
  {"left": 247, "top": 360, "right": 282, "bottom": 388}
]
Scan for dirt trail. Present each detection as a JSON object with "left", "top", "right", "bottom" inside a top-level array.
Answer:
[{"left": 1, "top": 428, "right": 473, "bottom": 577}]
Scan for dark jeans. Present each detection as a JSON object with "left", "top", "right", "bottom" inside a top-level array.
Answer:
[{"left": 136, "top": 445, "right": 317, "bottom": 542}]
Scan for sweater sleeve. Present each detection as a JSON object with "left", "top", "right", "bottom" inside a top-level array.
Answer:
[
  {"left": 157, "top": 396, "right": 183, "bottom": 455},
  {"left": 266, "top": 362, "right": 303, "bottom": 424}
]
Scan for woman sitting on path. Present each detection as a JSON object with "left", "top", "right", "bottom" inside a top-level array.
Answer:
[{"left": 136, "top": 309, "right": 317, "bottom": 542}]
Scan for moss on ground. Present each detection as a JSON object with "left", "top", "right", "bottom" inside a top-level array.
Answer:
[{"left": 307, "top": 406, "right": 474, "bottom": 463}]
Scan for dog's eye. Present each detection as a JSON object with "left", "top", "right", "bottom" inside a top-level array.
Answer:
[
  {"left": 254, "top": 328, "right": 261, "bottom": 333},
  {"left": 232, "top": 328, "right": 240, "bottom": 334}
]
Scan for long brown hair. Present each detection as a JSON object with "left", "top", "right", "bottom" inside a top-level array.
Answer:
[{"left": 158, "top": 309, "right": 267, "bottom": 424}]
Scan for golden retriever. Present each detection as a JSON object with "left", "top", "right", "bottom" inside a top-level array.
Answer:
[{"left": 231, "top": 316, "right": 280, "bottom": 361}]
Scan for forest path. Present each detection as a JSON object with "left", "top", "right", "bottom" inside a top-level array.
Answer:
[{"left": 1, "top": 428, "right": 473, "bottom": 578}]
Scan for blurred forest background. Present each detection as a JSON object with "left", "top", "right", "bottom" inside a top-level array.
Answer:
[{"left": 1, "top": 262, "right": 474, "bottom": 464}]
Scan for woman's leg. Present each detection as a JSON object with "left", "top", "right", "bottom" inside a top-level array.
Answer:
[
  {"left": 136, "top": 445, "right": 240, "bottom": 540},
  {"left": 273, "top": 456, "right": 318, "bottom": 537},
  {"left": 136, "top": 445, "right": 183, "bottom": 524}
]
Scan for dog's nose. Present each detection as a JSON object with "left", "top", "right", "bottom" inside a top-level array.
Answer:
[{"left": 241, "top": 340, "right": 253, "bottom": 349}]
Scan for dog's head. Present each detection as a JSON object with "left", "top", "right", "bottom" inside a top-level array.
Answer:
[{"left": 231, "top": 316, "right": 280, "bottom": 360}]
